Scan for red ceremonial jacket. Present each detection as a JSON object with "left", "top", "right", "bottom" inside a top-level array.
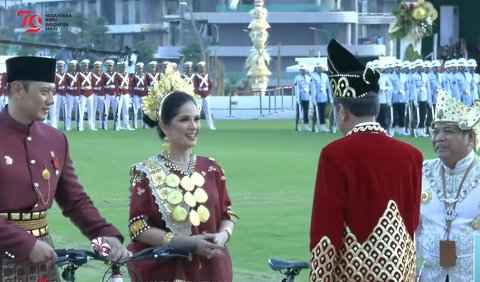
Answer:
[
  {"left": 309, "top": 124, "right": 422, "bottom": 281},
  {"left": 65, "top": 72, "right": 80, "bottom": 96},
  {"left": 0, "top": 110, "right": 123, "bottom": 262},
  {"left": 130, "top": 72, "right": 147, "bottom": 96},
  {"left": 78, "top": 71, "right": 94, "bottom": 97},
  {"left": 101, "top": 71, "right": 117, "bottom": 95},
  {"left": 55, "top": 72, "right": 67, "bottom": 96},
  {"left": 115, "top": 72, "right": 130, "bottom": 95},
  {"left": 193, "top": 73, "right": 212, "bottom": 98},
  {"left": 91, "top": 72, "right": 104, "bottom": 95}
]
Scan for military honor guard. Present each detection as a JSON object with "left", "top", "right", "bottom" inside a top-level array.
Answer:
[
  {"left": 310, "top": 63, "right": 332, "bottom": 133},
  {"left": 52, "top": 60, "right": 67, "bottom": 129},
  {"left": 0, "top": 56, "right": 130, "bottom": 281},
  {"left": 101, "top": 59, "right": 118, "bottom": 130},
  {"left": 309, "top": 40, "right": 423, "bottom": 281},
  {"left": 468, "top": 59, "right": 479, "bottom": 100},
  {"left": 114, "top": 61, "right": 133, "bottom": 131},
  {"left": 294, "top": 65, "right": 313, "bottom": 132},
  {"left": 413, "top": 59, "right": 431, "bottom": 137},
  {"left": 193, "top": 61, "right": 216, "bottom": 130},
  {"left": 146, "top": 61, "right": 159, "bottom": 91},
  {"left": 0, "top": 71, "right": 7, "bottom": 111},
  {"left": 449, "top": 59, "right": 461, "bottom": 101},
  {"left": 390, "top": 60, "right": 408, "bottom": 136},
  {"left": 65, "top": 59, "right": 80, "bottom": 131},
  {"left": 376, "top": 61, "right": 394, "bottom": 135},
  {"left": 181, "top": 61, "right": 195, "bottom": 86},
  {"left": 130, "top": 62, "right": 147, "bottom": 129},
  {"left": 78, "top": 59, "right": 96, "bottom": 131},
  {"left": 91, "top": 61, "right": 106, "bottom": 130}
]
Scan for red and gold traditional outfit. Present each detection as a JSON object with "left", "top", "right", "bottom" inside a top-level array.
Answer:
[
  {"left": 0, "top": 57, "right": 123, "bottom": 281},
  {"left": 309, "top": 40, "right": 423, "bottom": 282},
  {"left": 127, "top": 155, "right": 235, "bottom": 281}
]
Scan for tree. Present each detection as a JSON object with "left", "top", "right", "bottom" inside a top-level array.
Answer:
[{"left": 179, "top": 38, "right": 210, "bottom": 64}]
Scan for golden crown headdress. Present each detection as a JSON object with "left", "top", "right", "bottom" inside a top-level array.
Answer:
[
  {"left": 142, "top": 65, "right": 200, "bottom": 122},
  {"left": 434, "top": 90, "right": 480, "bottom": 149}
]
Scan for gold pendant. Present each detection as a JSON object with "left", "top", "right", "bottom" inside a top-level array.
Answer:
[
  {"left": 197, "top": 205, "right": 210, "bottom": 223},
  {"left": 166, "top": 190, "right": 183, "bottom": 205},
  {"left": 172, "top": 206, "right": 187, "bottom": 222},
  {"left": 181, "top": 176, "right": 195, "bottom": 191},
  {"left": 157, "top": 188, "right": 169, "bottom": 200},
  {"left": 41, "top": 168, "right": 50, "bottom": 180},
  {"left": 190, "top": 209, "right": 200, "bottom": 226},
  {"left": 421, "top": 190, "right": 432, "bottom": 204},
  {"left": 193, "top": 188, "right": 208, "bottom": 203},
  {"left": 152, "top": 170, "right": 166, "bottom": 185},
  {"left": 165, "top": 173, "right": 180, "bottom": 188},
  {"left": 183, "top": 191, "right": 197, "bottom": 207},
  {"left": 191, "top": 172, "right": 205, "bottom": 187}
]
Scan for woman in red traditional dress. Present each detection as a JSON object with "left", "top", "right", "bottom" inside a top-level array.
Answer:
[{"left": 127, "top": 67, "right": 238, "bottom": 282}]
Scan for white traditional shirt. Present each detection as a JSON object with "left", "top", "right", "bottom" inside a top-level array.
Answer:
[{"left": 417, "top": 150, "right": 480, "bottom": 281}]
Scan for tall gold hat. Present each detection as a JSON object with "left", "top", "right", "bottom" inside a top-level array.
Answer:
[
  {"left": 142, "top": 65, "right": 200, "bottom": 122},
  {"left": 434, "top": 90, "right": 480, "bottom": 149}
]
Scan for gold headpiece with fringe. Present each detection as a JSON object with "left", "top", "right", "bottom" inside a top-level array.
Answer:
[
  {"left": 434, "top": 90, "right": 480, "bottom": 150},
  {"left": 142, "top": 65, "right": 200, "bottom": 122}
]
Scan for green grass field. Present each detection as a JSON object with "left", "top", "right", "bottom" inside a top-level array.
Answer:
[{"left": 48, "top": 120, "right": 437, "bottom": 281}]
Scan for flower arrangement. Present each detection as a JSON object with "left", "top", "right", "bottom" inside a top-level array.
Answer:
[{"left": 388, "top": 0, "right": 438, "bottom": 41}]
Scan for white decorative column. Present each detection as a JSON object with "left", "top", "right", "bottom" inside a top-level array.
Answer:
[{"left": 245, "top": 0, "right": 271, "bottom": 94}]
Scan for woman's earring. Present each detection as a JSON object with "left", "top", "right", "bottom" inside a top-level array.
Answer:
[{"left": 162, "top": 137, "right": 171, "bottom": 159}]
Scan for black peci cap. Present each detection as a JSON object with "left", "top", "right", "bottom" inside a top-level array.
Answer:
[
  {"left": 6, "top": 56, "right": 56, "bottom": 83},
  {"left": 327, "top": 39, "right": 380, "bottom": 99}
]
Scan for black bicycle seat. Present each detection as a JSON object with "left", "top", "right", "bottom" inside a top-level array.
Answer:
[{"left": 268, "top": 258, "right": 309, "bottom": 271}]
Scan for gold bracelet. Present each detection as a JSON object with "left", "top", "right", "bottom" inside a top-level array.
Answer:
[
  {"left": 224, "top": 227, "right": 233, "bottom": 242},
  {"left": 163, "top": 232, "right": 174, "bottom": 248}
]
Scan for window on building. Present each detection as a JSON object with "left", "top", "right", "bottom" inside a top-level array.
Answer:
[
  {"left": 123, "top": 0, "right": 129, "bottom": 24},
  {"left": 135, "top": 0, "right": 141, "bottom": 23}
]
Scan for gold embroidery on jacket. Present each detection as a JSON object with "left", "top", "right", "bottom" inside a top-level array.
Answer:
[{"left": 310, "top": 200, "right": 416, "bottom": 282}]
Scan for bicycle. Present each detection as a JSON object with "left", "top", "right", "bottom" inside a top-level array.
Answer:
[
  {"left": 54, "top": 241, "right": 195, "bottom": 281},
  {"left": 268, "top": 258, "right": 309, "bottom": 282}
]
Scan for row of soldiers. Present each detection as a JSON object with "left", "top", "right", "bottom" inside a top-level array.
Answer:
[
  {"left": 293, "top": 58, "right": 480, "bottom": 137},
  {"left": 0, "top": 59, "right": 216, "bottom": 131}
]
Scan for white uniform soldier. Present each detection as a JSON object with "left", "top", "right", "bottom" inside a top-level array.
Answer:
[
  {"left": 91, "top": 61, "right": 105, "bottom": 129},
  {"left": 294, "top": 65, "right": 313, "bottom": 132},
  {"left": 468, "top": 59, "right": 479, "bottom": 101},
  {"left": 310, "top": 63, "right": 332, "bottom": 133},
  {"left": 193, "top": 61, "right": 216, "bottom": 130},
  {"left": 78, "top": 59, "right": 96, "bottom": 131},
  {"left": 181, "top": 61, "right": 195, "bottom": 86},
  {"left": 51, "top": 60, "right": 66, "bottom": 129},
  {"left": 131, "top": 62, "right": 147, "bottom": 129},
  {"left": 101, "top": 59, "right": 117, "bottom": 130},
  {"left": 65, "top": 59, "right": 79, "bottom": 131},
  {"left": 114, "top": 61, "right": 133, "bottom": 131}
]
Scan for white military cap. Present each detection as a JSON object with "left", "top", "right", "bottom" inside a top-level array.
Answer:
[
  {"left": 117, "top": 61, "right": 127, "bottom": 66},
  {"left": 450, "top": 59, "right": 459, "bottom": 67},
  {"left": 184, "top": 61, "right": 193, "bottom": 67},
  {"left": 57, "top": 60, "right": 65, "bottom": 65},
  {"left": 148, "top": 61, "right": 158, "bottom": 65},
  {"left": 162, "top": 61, "right": 170, "bottom": 65},
  {"left": 402, "top": 61, "right": 410, "bottom": 68},
  {"left": 468, "top": 59, "right": 477, "bottom": 67},
  {"left": 423, "top": 61, "right": 432, "bottom": 68},
  {"left": 105, "top": 59, "right": 115, "bottom": 65},
  {"left": 136, "top": 62, "right": 144, "bottom": 67},
  {"left": 80, "top": 59, "right": 90, "bottom": 65},
  {"left": 432, "top": 60, "right": 441, "bottom": 67},
  {"left": 414, "top": 59, "right": 423, "bottom": 67},
  {"left": 444, "top": 60, "right": 451, "bottom": 68},
  {"left": 93, "top": 61, "right": 102, "bottom": 66},
  {"left": 69, "top": 59, "right": 78, "bottom": 65},
  {"left": 457, "top": 58, "right": 467, "bottom": 67},
  {"left": 299, "top": 65, "right": 307, "bottom": 70},
  {"left": 197, "top": 61, "right": 206, "bottom": 66},
  {"left": 395, "top": 60, "right": 403, "bottom": 67}
]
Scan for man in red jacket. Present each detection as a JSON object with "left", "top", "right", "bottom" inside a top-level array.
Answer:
[
  {"left": 309, "top": 40, "right": 423, "bottom": 281},
  {"left": 0, "top": 56, "right": 130, "bottom": 281},
  {"left": 193, "top": 61, "right": 216, "bottom": 130}
]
